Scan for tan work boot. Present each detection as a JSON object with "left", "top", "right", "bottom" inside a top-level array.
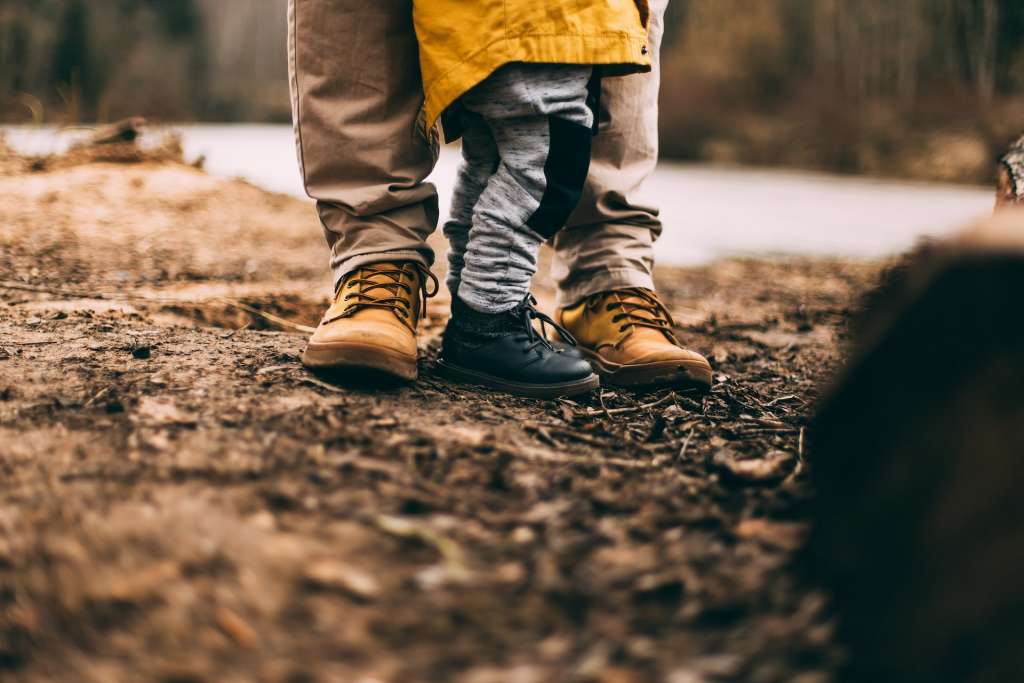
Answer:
[
  {"left": 303, "top": 261, "right": 438, "bottom": 380},
  {"left": 557, "top": 288, "right": 712, "bottom": 390}
]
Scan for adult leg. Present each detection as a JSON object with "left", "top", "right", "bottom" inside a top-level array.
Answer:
[
  {"left": 291, "top": 0, "right": 440, "bottom": 378},
  {"left": 551, "top": 0, "right": 668, "bottom": 307},
  {"left": 289, "top": 0, "right": 438, "bottom": 291},
  {"left": 551, "top": 0, "right": 713, "bottom": 391}
]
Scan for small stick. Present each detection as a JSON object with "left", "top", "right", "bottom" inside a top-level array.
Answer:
[
  {"left": 300, "top": 376, "right": 348, "bottom": 394},
  {"left": 219, "top": 299, "right": 315, "bottom": 334},
  {"left": 581, "top": 393, "right": 674, "bottom": 417},
  {"left": 677, "top": 427, "right": 695, "bottom": 462},
  {"left": 597, "top": 388, "right": 613, "bottom": 421},
  {"left": 764, "top": 394, "right": 801, "bottom": 407}
]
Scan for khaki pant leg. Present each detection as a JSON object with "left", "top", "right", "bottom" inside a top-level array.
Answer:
[
  {"left": 289, "top": 0, "right": 439, "bottom": 290},
  {"left": 551, "top": 0, "right": 668, "bottom": 307}
]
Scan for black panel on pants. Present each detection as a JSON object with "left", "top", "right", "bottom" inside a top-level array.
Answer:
[{"left": 525, "top": 116, "right": 593, "bottom": 240}]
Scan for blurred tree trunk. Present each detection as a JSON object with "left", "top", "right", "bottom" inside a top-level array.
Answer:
[{"left": 952, "top": 0, "right": 1000, "bottom": 102}]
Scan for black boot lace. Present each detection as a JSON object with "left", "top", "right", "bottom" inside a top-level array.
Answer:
[{"left": 520, "top": 296, "right": 579, "bottom": 357}]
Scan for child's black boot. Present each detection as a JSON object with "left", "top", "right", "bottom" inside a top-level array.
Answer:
[{"left": 439, "top": 295, "right": 599, "bottom": 398}]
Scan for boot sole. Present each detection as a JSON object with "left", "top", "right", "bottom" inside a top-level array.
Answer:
[
  {"left": 302, "top": 341, "right": 418, "bottom": 381},
  {"left": 580, "top": 348, "right": 712, "bottom": 391},
  {"left": 436, "top": 360, "right": 600, "bottom": 399}
]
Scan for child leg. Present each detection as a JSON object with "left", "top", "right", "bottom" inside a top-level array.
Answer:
[
  {"left": 443, "top": 113, "right": 499, "bottom": 298},
  {"left": 438, "top": 63, "right": 599, "bottom": 398},
  {"left": 456, "top": 63, "right": 595, "bottom": 313}
]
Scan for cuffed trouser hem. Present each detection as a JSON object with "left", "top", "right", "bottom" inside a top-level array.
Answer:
[
  {"left": 556, "top": 266, "right": 656, "bottom": 309},
  {"left": 331, "top": 249, "right": 432, "bottom": 293}
]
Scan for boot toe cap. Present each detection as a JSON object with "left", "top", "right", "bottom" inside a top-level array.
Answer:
[
  {"left": 313, "top": 320, "right": 414, "bottom": 355},
  {"left": 539, "top": 354, "right": 597, "bottom": 382}
]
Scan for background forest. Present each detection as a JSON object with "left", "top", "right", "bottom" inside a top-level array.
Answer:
[{"left": 1, "top": 0, "right": 1022, "bottom": 181}]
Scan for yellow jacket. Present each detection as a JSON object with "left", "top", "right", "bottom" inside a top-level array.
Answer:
[{"left": 413, "top": 0, "right": 651, "bottom": 133}]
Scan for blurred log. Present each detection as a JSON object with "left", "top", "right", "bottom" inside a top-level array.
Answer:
[
  {"left": 997, "top": 134, "right": 1024, "bottom": 208},
  {"left": 810, "top": 209, "right": 1024, "bottom": 683},
  {"left": 88, "top": 117, "right": 147, "bottom": 146}
]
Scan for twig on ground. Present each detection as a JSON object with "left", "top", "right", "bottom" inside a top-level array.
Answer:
[
  {"left": 374, "top": 515, "right": 470, "bottom": 578},
  {"left": 580, "top": 393, "right": 675, "bottom": 417},
  {"left": 764, "top": 394, "right": 802, "bottom": 407},
  {"left": 300, "top": 376, "right": 349, "bottom": 394},
  {"left": 597, "top": 389, "right": 613, "bottom": 421},
  {"left": 677, "top": 427, "right": 695, "bottom": 462},
  {"left": 221, "top": 300, "right": 315, "bottom": 334},
  {"left": 524, "top": 424, "right": 612, "bottom": 449}
]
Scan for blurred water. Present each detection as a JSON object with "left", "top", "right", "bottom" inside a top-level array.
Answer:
[{"left": 4, "top": 123, "right": 995, "bottom": 265}]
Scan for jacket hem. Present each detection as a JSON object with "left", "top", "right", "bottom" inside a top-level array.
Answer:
[{"left": 423, "top": 33, "right": 651, "bottom": 133}]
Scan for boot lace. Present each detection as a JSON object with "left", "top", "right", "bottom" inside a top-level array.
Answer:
[
  {"left": 594, "top": 288, "right": 679, "bottom": 347},
  {"left": 330, "top": 262, "right": 439, "bottom": 330},
  {"left": 520, "top": 296, "right": 579, "bottom": 356}
]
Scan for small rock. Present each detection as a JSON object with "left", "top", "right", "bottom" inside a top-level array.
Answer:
[
  {"left": 304, "top": 560, "right": 381, "bottom": 601},
  {"left": 712, "top": 448, "right": 795, "bottom": 485},
  {"left": 131, "top": 345, "right": 151, "bottom": 359},
  {"left": 512, "top": 526, "right": 536, "bottom": 545}
]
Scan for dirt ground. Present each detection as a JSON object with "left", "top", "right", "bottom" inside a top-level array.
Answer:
[{"left": 0, "top": 138, "right": 882, "bottom": 683}]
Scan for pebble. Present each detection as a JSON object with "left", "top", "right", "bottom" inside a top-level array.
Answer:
[{"left": 512, "top": 526, "right": 536, "bottom": 545}]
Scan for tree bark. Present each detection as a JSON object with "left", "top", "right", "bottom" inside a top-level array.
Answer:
[{"left": 997, "top": 134, "right": 1024, "bottom": 208}]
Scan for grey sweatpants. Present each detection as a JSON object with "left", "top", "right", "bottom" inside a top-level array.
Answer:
[{"left": 445, "top": 64, "right": 594, "bottom": 313}]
